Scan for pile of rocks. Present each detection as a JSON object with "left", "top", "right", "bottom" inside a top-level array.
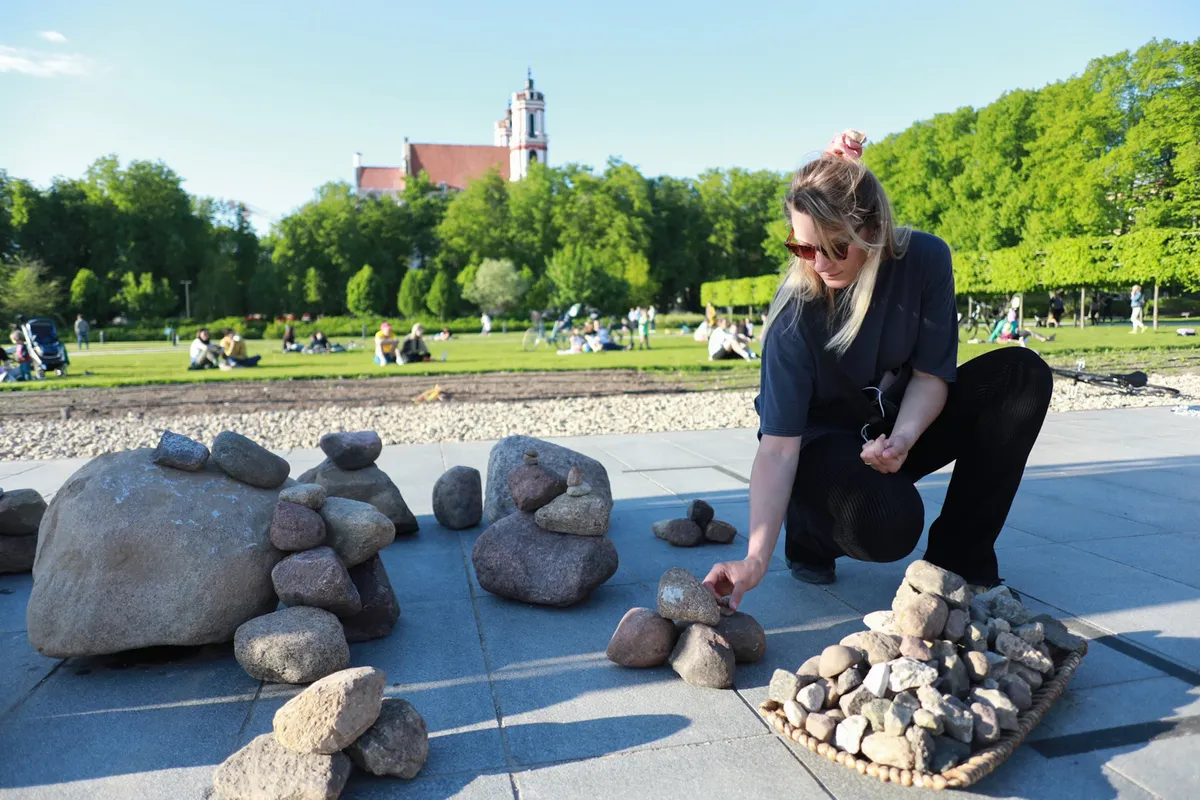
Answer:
[
  {"left": 299, "top": 431, "right": 420, "bottom": 535},
  {"left": 213, "top": 667, "right": 429, "bottom": 798},
  {"left": 234, "top": 481, "right": 400, "bottom": 684},
  {"left": 764, "top": 560, "right": 1086, "bottom": 785},
  {"left": 607, "top": 567, "right": 765, "bottom": 689},
  {"left": 652, "top": 499, "right": 737, "bottom": 547},
  {"left": 472, "top": 437, "right": 618, "bottom": 607},
  {"left": 431, "top": 465, "right": 483, "bottom": 530},
  {"left": 0, "top": 487, "right": 47, "bottom": 574}
]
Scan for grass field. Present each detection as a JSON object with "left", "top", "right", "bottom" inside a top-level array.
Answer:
[{"left": 2, "top": 321, "right": 1198, "bottom": 391}]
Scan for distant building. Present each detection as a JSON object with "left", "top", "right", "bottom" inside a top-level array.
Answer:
[{"left": 354, "top": 71, "right": 548, "bottom": 199}]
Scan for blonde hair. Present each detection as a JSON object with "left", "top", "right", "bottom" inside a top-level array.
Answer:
[{"left": 764, "top": 151, "right": 910, "bottom": 355}]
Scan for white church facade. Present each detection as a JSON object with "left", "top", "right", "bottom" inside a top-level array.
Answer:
[{"left": 355, "top": 72, "right": 548, "bottom": 198}]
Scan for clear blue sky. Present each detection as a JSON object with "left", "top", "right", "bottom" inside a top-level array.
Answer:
[{"left": 3, "top": 0, "right": 1198, "bottom": 232}]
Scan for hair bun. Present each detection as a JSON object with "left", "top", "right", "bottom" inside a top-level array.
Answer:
[{"left": 844, "top": 129, "right": 867, "bottom": 145}]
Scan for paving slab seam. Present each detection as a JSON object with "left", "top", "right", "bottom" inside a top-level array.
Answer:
[
  {"left": 507, "top": 730, "right": 777, "bottom": 774},
  {"left": 231, "top": 681, "right": 265, "bottom": 751},
  {"left": 768, "top": 735, "right": 839, "bottom": 800},
  {"left": 1031, "top": 713, "right": 1200, "bottom": 759},
  {"left": 1055, "top": 539, "right": 1200, "bottom": 595},
  {"left": 593, "top": 443, "right": 683, "bottom": 498},
  {"left": 1, "top": 656, "right": 65, "bottom": 718}
]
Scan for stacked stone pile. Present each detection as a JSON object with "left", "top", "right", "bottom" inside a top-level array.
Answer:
[
  {"left": 472, "top": 438, "right": 618, "bottom": 606},
  {"left": 0, "top": 487, "right": 47, "bottom": 574},
  {"left": 213, "top": 667, "right": 429, "bottom": 798},
  {"left": 652, "top": 499, "right": 738, "bottom": 547},
  {"left": 299, "top": 431, "right": 420, "bottom": 535},
  {"left": 606, "top": 567, "right": 766, "bottom": 689},
  {"left": 234, "top": 479, "right": 400, "bottom": 684},
  {"left": 765, "top": 560, "right": 1086, "bottom": 784}
]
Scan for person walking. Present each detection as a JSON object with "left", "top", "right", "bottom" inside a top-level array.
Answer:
[
  {"left": 1130, "top": 285, "right": 1146, "bottom": 334},
  {"left": 74, "top": 315, "right": 90, "bottom": 349},
  {"left": 703, "top": 129, "right": 1052, "bottom": 611}
]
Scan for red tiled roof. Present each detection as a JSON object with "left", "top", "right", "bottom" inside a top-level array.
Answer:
[
  {"left": 410, "top": 143, "right": 510, "bottom": 190},
  {"left": 358, "top": 167, "right": 404, "bottom": 192}
]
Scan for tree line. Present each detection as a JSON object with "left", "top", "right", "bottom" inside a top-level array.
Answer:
[{"left": 2, "top": 36, "right": 1197, "bottom": 326}]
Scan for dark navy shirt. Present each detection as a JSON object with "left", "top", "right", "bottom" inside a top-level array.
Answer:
[{"left": 755, "top": 230, "right": 958, "bottom": 443}]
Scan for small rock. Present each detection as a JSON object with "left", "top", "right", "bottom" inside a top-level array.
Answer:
[
  {"left": 273, "top": 666, "right": 387, "bottom": 754},
  {"left": 818, "top": 677, "right": 841, "bottom": 709},
  {"left": 0, "top": 488, "right": 46, "bottom": 536},
  {"left": 535, "top": 491, "right": 610, "bottom": 537},
  {"left": 904, "top": 560, "right": 969, "bottom": 608},
  {"left": 965, "top": 650, "right": 990, "bottom": 682},
  {"left": 861, "top": 733, "right": 914, "bottom": 770},
  {"left": 566, "top": 483, "right": 592, "bottom": 497},
  {"left": 345, "top": 698, "right": 429, "bottom": 779},
  {"left": 988, "top": 617, "right": 1012, "bottom": 646},
  {"left": 896, "top": 593, "right": 949, "bottom": 641},
  {"left": 269, "top": 501, "right": 327, "bottom": 551},
  {"left": 930, "top": 735, "right": 971, "bottom": 772},
  {"left": 272, "top": 547, "right": 362, "bottom": 617},
  {"left": 940, "top": 695, "right": 975, "bottom": 744},
  {"left": 940, "top": 653, "right": 971, "bottom": 699},
  {"left": 999, "top": 674, "right": 1034, "bottom": 711},
  {"left": 567, "top": 466, "right": 585, "bottom": 486},
  {"left": 889, "top": 657, "right": 938, "bottom": 692},
  {"left": 1032, "top": 614, "right": 1087, "bottom": 654},
  {"left": 972, "top": 687, "right": 1020, "bottom": 731},
  {"left": 234, "top": 607, "right": 349, "bottom": 685},
  {"left": 805, "top": 713, "right": 836, "bottom": 743},
  {"left": 892, "top": 691, "right": 921, "bottom": 711},
  {"left": 279, "top": 483, "right": 327, "bottom": 509},
  {"left": 607, "top": 608, "right": 678, "bottom": 667},
  {"left": 864, "top": 662, "right": 891, "bottom": 697},
  {"left": 972, "top": 701, "right": 1001, "bottom": 744},
  {"left": 837, "top": 665, "right": 865, "bottom": 696},
  {"left": 841, "top": 631, "right": 901, "bottom": 665},
  {"left": 319, "top": 497, "right": 396, "bottom": 568},
  {"left": 899, "top": 636, "right": 933, "bottom": 662},
  {"left": 796, "top": 682, "right": 826, "bottom": 713},
  {"left": 151, "top": 430, "right": 209, "bottom": 471},
  {"left": 797, "top": 655, "right": 823, "bottom": 677},
  {"left": 769, "top": 670, "right": 802, "bottom": 704},
  {"left": 340, "top": 555, "right": 401, "bottom": 643},
  {"left": 1014, "top": 621, "right": 1046, "bottom": 647},
  {"left": 652, "top": 519, "right": 704, "bottom": 547},
  {"left": 213, "top": 734, "right": 350, "bottom": 800},
  {"left": 991, "top": 594, "right": 1034, "bottom": 626},
  {"left": 942, "top": 608, "right": 969, "bottom": 642},
  {"left": 668, "top": 624, "right": 735, "bottom": 689},
  {"left": 913, "top": 708, "right": 943, "bottom": 735},
  {"left": 969, "top": 594, "right": 991, "bottom": 623},
  {"left": 657, "top": 567, "right": 720, "bottom": 626},
  {"left": 714, "top": 612, "right": 766, "bottom": 663},
  {"left": 883, "top": 701, "right": 914, "bottom": 736},
  {"left": 906, "top": 725, "right": 934, "bottom": 772},
  {"left": 891, "top": 580, "right": 921, "bottom": 613},
  {"left": 211, "top": 430, "right": 290, "bottom": 489},
  {"left": 839, "top": 685, "right": 875, "bottom": 717},
  {"left": 819, "top": 644, "right": 863, "bottom": 678},
  {"left": 982, "top": 678, "right": 1000, "bottom": 690},
  {"left": 835, "top": 715, "right": 870, "bottom": 755},
  {"left": 432, "top": 466, "right": 483, "bottom": 530},
  {"left": 996, "top": 631, "right": 1054, "bottom": 673},
  {"left": 863, "top": 610, "right": 896, "bottom": 633},
  {"left": 704, "top": 519, "right": 738, "bottom": 544},
  {"left": 967, "top": 621, "right": 989, "bottom": 652},
  {"left": 523, "top": 450, "right": 539, "bottom": 465},
  {"left": 508, "top": 463, "right": 567, "bottom": 512},
  {"left": 929, "top": 639, "right": 957, "bottom": 666},
  {"left": 985, "top": 651, "right": 1010, "bottom": 680},
  {"left": 319, "top": 431, "right": 382, "bottom": 470},
  {"left": 826, "top": 709, "right": 846, "bottom": 724},
  {"left": 299, "top": 460, "right": 420, "bottom": 534},
  {"left": 862, "top": 699, "right": 892, "bottom": 733},
  {"left": 1011, "top": 663, "right": 1045, "bottom": 691},
  {"left": 686, "top": 499, "right": 715, "bottom": 528},
  {"left": 783, "top": 699, "right": 807, "bottom": 728}
]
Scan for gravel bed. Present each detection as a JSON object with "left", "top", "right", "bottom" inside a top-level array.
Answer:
[{"left": 2, "top": 374, "right": 1197, "bottom": 462}]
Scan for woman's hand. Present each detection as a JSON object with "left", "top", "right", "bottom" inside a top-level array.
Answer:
[
  {"left": 861, "top": 431, "right": 913, "bottom": 474},
  {"left": 703, "top": 556, "right": 767, "bottom": 611}
]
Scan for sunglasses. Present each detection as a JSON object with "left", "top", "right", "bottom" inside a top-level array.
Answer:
[{"left": 785, "top": 229, "right": 851, "bottom": 262}]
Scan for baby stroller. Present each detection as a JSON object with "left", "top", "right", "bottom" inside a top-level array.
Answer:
[{"left": 18, "top": 317, "right": 70, "bottom": 378}]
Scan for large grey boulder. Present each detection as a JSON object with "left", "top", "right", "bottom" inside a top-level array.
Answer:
[
  {"left": 472, "top": 511, "right": 618, "bottom": 606},
  {"left": 0, "top": 534, "right": 37, "bottom": 575},
  {"left": 234, "top": 606, "right": 349, "bottom": 685},
  {"left": 299, "top": 459, "right": 418, "bottom": 534},
  {"left": 484, "top": 435, "right": 612, "bottom": 527},
  {"left": 26, "top": 450, "right": 285, "bottom": 658}
]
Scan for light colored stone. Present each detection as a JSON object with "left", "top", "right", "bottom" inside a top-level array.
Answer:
[
  {"left": 985, "top": 651, "right": 1010, "bottom": 680},
  {"left": 796, "top": 682, "right": 826, "bottom": 713},
  {"left": 861, "top": 733, "right": 914, "bottom": 770},
  {"left": 345, "top": 698, "right": 429, "bottom": 779},
  {"left": 904, "top": 560, "right": 969, "bottom": 608},
  {"left": 988, "top": 617, "right": 1012, "bottom": 646},
  {"left": 864, "top": 662, "right": 891, "bottom": 697},
  {"left": 273, "top": 667, "right": 386, "bottom": 754},
  {"left": 906, "top": 725, "right": 934, "bottom": 772},
  {"left": 839, "top": 685, "right": 875, "bottom": 717},
  {"left": 965, "top": 650, "right": 990, "bottom": 683},
  {"left": 971, "top": 687, "right": 1020, "bottom": 731},
  {"left": 899, "top": 636, "right": 933, "bottom": 662},
  {"left": 668, "top": 624, "right": 735, "bottom": 689},
  {"left": 967, "top": 621, "right": 989, "bottom": 652},
  {"left": 818, "top": 676, "right": 841, "bottom": 709},
  {"left": 996, "top": 631, "right": 1054, "bottom": 673},
  {"left": 891, "top": 580, "right": 921, "bottom": 613},
  {"left": 657, "top": 567, "right": 720, "bottom": 625},
  {"left": 939, "top": 694, "right": 975, "bottom": 744},
  {"left": 769, "top": 669, "right": 802, "bottom": 704},
  {"left": 783, "top": 699, "right": 807, "bottom": 728},
  {"left": 805, "top": 713, "right": 836, "bottom": 743},
  {"left": 566, "top": 482, "right": 592, "bottom": 497},
  {"left": 279, "top": 483, "right": 327, "bottom": 509},
  {"left": 1032, "top": 614, "right": 1087, "bottom": 654},
  {"left": 862, "top": 699, "right": 892, "bottom": 733},
  {"left": 942, "top": 608, "right": 969, "bottom": 642},
  {"left": 913, "top": 708, "right": 943, "bottom": 735},
  {"left": 535, "top": 491, "right": 609, "bottom": 537},
  {"left": 797, "top": 655, "right": 822, "bottom": 677},
  {"left": 319, "top": 497, "right": 396, "bottom": 568},
  {"left": 990, "top": 593, "right": 1034, "bottom": 626},
  {"left": 883, "top": 700, "right": 914, "bottom": 736},
  {"left": 485, "top": 435, "right": 612, "bottom": 526},
  {"left": 819, "top": 645, "right": 862, "bottom": 678},
  {"left": 835, "top": 715, "right": 870, "bottom": 755},
  {"left": 896, "top": 593, "right": 949, "bottom": 641},
  {"left": 213, "top": 734, "right": 350, "bottom": 800},
  {"left": 1014, "top": 621, "right": 1046, "bottom": 646},
  {"left": 841, "top": 631, "right": 901, "bottom": 665},
  {"left": 888, "top": 657, "right": 938, "bottom": 692},
  {"left": 607, "top": 608, "right": 678, "bottom": 668},
  {"left": 863, "top": 610, "right": 896, "bottom": 633},
  {"left": 234, "top": 607, "right": 349, "bottom": 685}
]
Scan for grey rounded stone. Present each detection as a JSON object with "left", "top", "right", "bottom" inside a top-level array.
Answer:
[
  {"left": 271, "top": 547, "right": 362, "bottom": 618},
  {"left": 652, "top": 519, "right": 704, "bottom": 547},
  {"left": 686, "top": 499, "right": 715, "bottom": 527},
  {"left": 300, "top": 460, "right": 418, "bottom": 534},
  {"left": 769, "top": 669, "right": 802, "bottom": 704},
  {"left": 319, "top": 430, "right": 382, "bottom": 470},
  {"left": 535, "top": 492, "right": 609, "bottom": 537},
  {"left": 340, "top": 555, "right": 402, "bottom": 643},
  {"left": 279, "top": 483, "right": 327, "bottom": 510},
  {"left": 213, "top": 734, "right": 350, "bottom": 800},
  {"left": 319, "top": 497, "right": 396, "bottom": 568},
  {"left": 432, "top": 466, "right": 483, "bottom": 530},
  {"left": 899, "top": 636, "right": 933, "bottom": 662},
  {"left": 657, "top": 567, "right": 720, "bottom": 625},
  {"left": 151, "top": 430, "right": 209, "bottom": 472},
  {"left": 904, "top": 560, "right": 969, "bottom": 607},
  {"left": 714, "top": 611, "right": 766, "bottom": 663},
  {"left": 0, "top": 488, "right": 46, "bottom": 536},
  {"left": 507, "top": 463, "right": 567, "bottom": 512},
  {"left": 210, "top": 430, "right": 290, "bottom": 489},
  {"left": 607, "top": 607, "right": 678, "bottom": 668},
  {"left": 346, "top": 698, "right": 429, "bottom": 779},
  {"left": 234, "top": 606, "right": 349, "bottom": 685},
  {"left": 485, "top": 436, "right": 612, "bottom": 527},
  {"left": 840, "top": 631, "right": 901, "bottom": 665},
  {"left": 703, "top": 519, "right": 738, "bottom": 544},
  {"left": 0, "top": 534, "right": 37, "bottom": 574},
  {"left": 668, "top": 624, "right": 735, "bottom": 689},
  {"left": 965, "top": 650, "right": 990, "bottom": 682},
  {"left": 269, "top": 501, "right": 327, "bottom": 551},
  {"left": 274, "top": 666, "right": 387, "bottom": 754}
]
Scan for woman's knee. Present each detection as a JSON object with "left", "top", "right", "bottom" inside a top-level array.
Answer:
[
  {"left": 835, "top": 482, "right": 924, "bottom": 563},
  {"left": 965, "top": 347, "right": 1053, "bottom": 408}
]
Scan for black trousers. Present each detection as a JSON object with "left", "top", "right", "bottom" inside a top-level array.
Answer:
[{"left": 784, "top": 347, "right": 1053, "bottom": 586}]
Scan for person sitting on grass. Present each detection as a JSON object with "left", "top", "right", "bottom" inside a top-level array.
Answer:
[
  {"left": 400, "top": 324, "right": 433, "bottom": 363},
  {"left": 375, "top": 322, "right": 400, "bottom": 365},
  {"left": 282, "top": 324, "right": 303, "bottom": 353},
  {"left": 188, "top": 328, "right": 224, "bottom": 370},
  {"left": 557, "top": 327, "right": 586, "bottom": 355},
  {"left": 708, "top": 318, "right": 756, "bottom": 361},
  {"left": 987, "top": 310, "right": 1055, "bottom": 345},
  {"left": 7, "top": 331, "right": 33, "bottom": 380},
  {"left": 308, "top": 331, "right": 330, "bottom": 353},
  {"left": 434, "top": 328, "right": 453, "bottom": 341},
  {"left": 585, "top": 322, "right": 627, "bottom": 352},
  {"left": 220, "top": 328, "right": 262, "bottom": 368}
]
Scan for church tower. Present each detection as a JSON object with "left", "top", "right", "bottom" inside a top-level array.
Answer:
[{"left": 509, "top": 70, "right": 547, "bottom": 180}]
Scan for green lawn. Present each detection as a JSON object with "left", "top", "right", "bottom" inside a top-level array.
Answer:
[{"left": 4, "top": 321, "right": 1197, "bottom": 391}]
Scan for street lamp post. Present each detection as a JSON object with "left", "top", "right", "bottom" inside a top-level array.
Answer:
[{"left": 180, "top": 280, "right": 193, "bottom": 320}]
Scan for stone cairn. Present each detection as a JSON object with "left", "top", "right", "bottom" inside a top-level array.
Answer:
[
  {"left": 607, "top": 567, "right": 766, "bottom": 689},
  {"left": 213, "top": 667, "right": 429, "bottom": 798},
  {"left": 0, "top": 486, "right": 47, "bottom": 575},
  {"left": 233, "top": 474, "right": 401, "bottom": 684},
  {"left": 472, "top": 450, "right": 619, "bottom": 607},
  {"left": 764, "top": 560, "right": 1086, "bottom": 784},
  {"left": 652, "top": 498, "right": 738, "bottom": 547},
  {"left": 299, "top": 431, "right": 420, "bottom": 535}
]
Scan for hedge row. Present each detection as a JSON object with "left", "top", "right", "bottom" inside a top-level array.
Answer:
[{"left": 699, "top": 275, "right": 781, "bottom": 309}]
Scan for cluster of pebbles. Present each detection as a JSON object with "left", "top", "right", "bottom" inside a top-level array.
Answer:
[
  {"left": 765, "top": 560, "right": 1086, "bottom": 786},
  {"left": 652, "top": 499, "right": 738, "bottom": 546},
  {"left": 607, "top": 568, "right": 766, "bottom": 689}
]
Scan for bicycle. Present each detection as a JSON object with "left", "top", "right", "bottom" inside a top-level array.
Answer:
[
  {"left": 522, "top": 318, "right": 568, "bottom": 352},
  {"left": 1050, "top": 362, "right": 1180, "bottom": 397},
  {"left": 958, "top": 300, "right": 1000, "bottom": 341}
]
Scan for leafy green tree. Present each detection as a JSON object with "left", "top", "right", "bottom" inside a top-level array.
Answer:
[
  {"left": 346, "top": 264, "right": 385, "bottom": 316},
  {"left": 425, "top": 269, "right": 458, "bottom": 320},
  {"left": 69, "top": 268, "right": 105, "bottom": 319},
  {"left": 303, "top": 267, "right": 326, "bottom": 310},
  {"left": 462, "top": 258, "right": 528, "bottom": 314},
  {"left": 397, "top": 268, "right": 431, "bottom": 318},
  {"left": 110, "top": 271, "right": 177, "bottom": 318},
  {"left": 0, "top": 257, "right": 64, "bottom": 319},
  {"left": 437, "top": 170, "right": 512, "bottom": 272},
  {"left": 544, "top": 246, "right": 629, "bottom": 311}
]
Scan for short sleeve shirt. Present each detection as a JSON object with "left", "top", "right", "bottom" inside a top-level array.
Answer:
[
  {"left": 375, "top": 331, "right": 397, "bottom": 355},
  {"left": 755, "top": 231, "right": 958, "bottom": 443}
]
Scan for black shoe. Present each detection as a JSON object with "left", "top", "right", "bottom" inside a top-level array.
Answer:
[{"left": 787, "top": 558, "right": 836, "bottom": 585}]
